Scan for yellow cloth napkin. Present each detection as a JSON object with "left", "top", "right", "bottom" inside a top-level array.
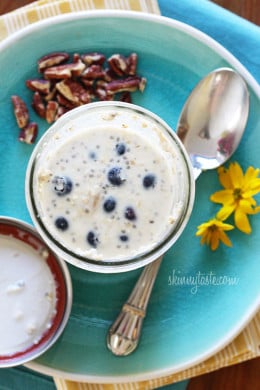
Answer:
[{"left": 0, "top": 1, "right": 259, "bottom": 389}]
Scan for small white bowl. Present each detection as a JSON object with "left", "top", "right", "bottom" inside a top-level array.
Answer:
[
  {"left": 26, "top": 101, "right": 195, "bottom": 273},
  {"left": 0, "top": 216, "right": 72, "bottom": 368}
]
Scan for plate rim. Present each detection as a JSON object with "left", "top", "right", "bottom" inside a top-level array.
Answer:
[
  {"left": 1, "top": 9, "right": 259, "bottom": 383},
  {"left": 26, "top": 295, "right": 260, "bottom": 383}
]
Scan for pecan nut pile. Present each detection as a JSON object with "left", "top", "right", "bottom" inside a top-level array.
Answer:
[{"left": 11, "top": 51, "right": 146, "bottom": 144}]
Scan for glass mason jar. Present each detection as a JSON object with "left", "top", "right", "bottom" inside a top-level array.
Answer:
[{"left": 26, "top": 102, "right": 195, "bottom": 273}]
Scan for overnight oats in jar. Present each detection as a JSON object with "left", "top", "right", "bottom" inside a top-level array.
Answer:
[{"left": 26, "top": 102, "right": 194, "bottom": 273}]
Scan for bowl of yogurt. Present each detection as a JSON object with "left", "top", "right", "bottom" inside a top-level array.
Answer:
[
  {"left": 0, "top": 217, "right": 72, "bottom": 367},
  {"left": 26, "top": 102, "right": 195, "bottom": 273}
]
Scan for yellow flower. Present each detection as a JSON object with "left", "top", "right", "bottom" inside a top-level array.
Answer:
[
  {"left": 210, "top": 162, "right": 260, "bottom": 234},
  {"left": 196, "top": 217, "right": 234, "bottom": 251}
]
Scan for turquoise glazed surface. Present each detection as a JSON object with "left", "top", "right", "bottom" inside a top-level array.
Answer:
[{"left": 0, "top": 11, "right": 259, "bottom": 382}]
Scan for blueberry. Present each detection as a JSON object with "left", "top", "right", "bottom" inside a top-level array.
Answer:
[
  {"left": 119, "top": 234, "right": 129, "bottom": 242},
  {"left": 53, "top": 176, "right": 73, "bottom": 196},
  {"left": 55, "top": 217, "right": 69, "bottom": 231},
  {"left": 89, "top": 151, "right": 97, "bottom": 160},
  {"left": 116, "top": 143, "right": 126, "bottom": 156},
  {"left": 87, "top": 231, "right": 99, "bottom": 248},
  {"left": 124, "top": 206, "right": 137, "bottom": 221},
  {"left": 103, "top": 196, "right": 116, "bottom": 212},
  {"left": 108, "top": 167, "right": 124, "bottom": 186},
  {"left": 143, "top": 174, "right": 156, "bottom": 189}
]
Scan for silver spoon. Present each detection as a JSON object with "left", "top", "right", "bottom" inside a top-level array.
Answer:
[{"left": 107, "top": 68, "right": 249, "bottom": 356}]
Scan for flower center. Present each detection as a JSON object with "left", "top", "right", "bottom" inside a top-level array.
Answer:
[
  {"left": 209, "top": 224, "right": 218, "bottom": 232},
  {"left": 233, "top": 188, "right": 242, "bottom": 200}
]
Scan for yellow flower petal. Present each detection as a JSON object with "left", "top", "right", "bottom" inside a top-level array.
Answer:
[
  {"left": 206, "top": 229, "right": 213, "bottom": 246},
  {"left": 196, "top": 223, "right": 210, "bottom": 236},
  {"left": 242, "top": 179, "right": 260, "bottom": 197},
  {"left": 240, "top": 195, "right": 256, "bottom": 206},
  {"left": 229, "top": 162, "right": 244, "bottom": 188},
  {"left": 215, "top": 219, "right": 234, "bottom": 230},
  {"left": 244, "top": 166, "right": 260, "bottom": 182},
  {"left": 234, "top": 209, "right": 251, "bottom": 234},
  {"left": 210, "top": 230, "right": 220, "bottom": 250},
  {"left": 200, "top": 234, "right": 207, "bottom": 245},
  {"left": 218, "top": 166, "right": 233, "bottom": 189},
  {"left": 219, "top": 230, "right": 233, "bottom": 247},
  {"left": 216, "top": 205, "right": 236, "bottom": 221},
  {"left": 238, "top": 199, "right": 258, "bottom": 214},
  {"left": 210, "top": 189, "right": 234, "bottom": 205}
]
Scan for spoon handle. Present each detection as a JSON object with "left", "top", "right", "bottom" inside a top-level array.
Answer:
[
  {"left": 107, "top": 256, "right": 162, "bottom": 356},
  {"left": 107, "top": 167, "right": 199, "bottom": 356}
]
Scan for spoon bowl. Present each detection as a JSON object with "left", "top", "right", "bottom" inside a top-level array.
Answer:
[
  {"left": 177, "top": 68, "right": 249, "bottom": 178},
  {"left": 107, "top": 67, "right": 249, "bottom": 356}
]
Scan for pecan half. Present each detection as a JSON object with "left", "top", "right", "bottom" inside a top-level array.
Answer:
[
  {"left": 81, "top": 64, "right": 106, "bottom": 80},
  {"left": 56, "top": 80, "right": 90, "bottom": 104},
  {"left": 44, "top": 60, "right": 86, "bottom": 80},
  {"left": 108, "top": 54, "right": 129, "bottom": 76},
  {"left": 106, "top": 76, "right": 146, "bottom": 94},
  {"left": 26, "top": 79, "right": 51, "bottom": 95},
  {"left": 108, "top": 53, "right": 138, "bottom": 76},
  {"left": 19, "top": 122, "right": 38, "bottom": 144},
  {"left": 32, "top": 92, "right": 46, "bottom": 118},
  {"left": 38, "top": 52, "right": 70, "bottom": 72},
  {"left": 46, "top": 101, "right": 59, "bottom": 123},
  {"left": 69, "top": 59, "right": 86, "bottom": 77},
  {"left": 11, "top": 95, "right": 29, "bottom": 129},
  {"left": 127, "top": 53, "right": 138, "bottom": 76},
  {"left": 43, "top": 64, "right": 72, "bottom": 79},
  {"left": 56, "top": 93, "right": 77, "bottom": 109},
  {"left": 81, "top": 52, "right": 106, "bottom": 66}
]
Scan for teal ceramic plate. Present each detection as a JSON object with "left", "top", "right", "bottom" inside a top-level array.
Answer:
[{"left": 0, "top": 11, "right": 259, "bottom": 383}]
